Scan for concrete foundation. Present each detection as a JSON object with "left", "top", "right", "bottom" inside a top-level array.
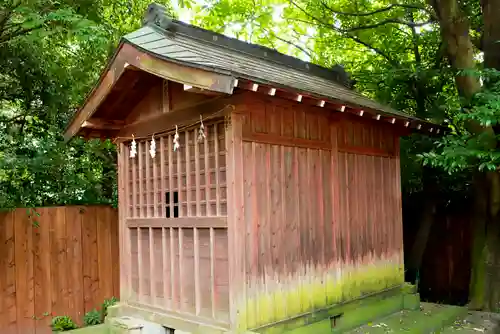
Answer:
[{"left": 104, "top": 284, "right": 420, "bottom": 333}]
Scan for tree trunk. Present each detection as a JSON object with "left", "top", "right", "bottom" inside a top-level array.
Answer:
[
  {"left": 427, "top": 0, "right": 481, "bottom": 100},
  {"left": 429, "top": 0, "right": 500, "bottom": 310},
  {"left": 469, "top": 172, "right": 500, "bottom": 311}
]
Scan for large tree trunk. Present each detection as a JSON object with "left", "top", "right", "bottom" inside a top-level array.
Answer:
[
  {"left": 429, "top": 0, "right": 500, "bottom": 310},
  {"left": 469, "top": 172, "right": 500, "bottom": 310}
]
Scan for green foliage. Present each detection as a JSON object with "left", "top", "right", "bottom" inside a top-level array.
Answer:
[
  {"left": 51, "top": 315, "right": 78, "bottom": 332},
  {"left": 0, "top": 0, "right": 178, "bottom": 210},
  {"left": 101, "top": 296, "right": 118, "bottom": 320},
  {"left": 419, "top": 70, "right": 500, "bottom": 174},
  {"left": 83, "top": 309, "right": 102, "bottom": 326}
]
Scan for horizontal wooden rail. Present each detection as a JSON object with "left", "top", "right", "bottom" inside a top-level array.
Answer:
[
  {"left": 242, "top": 130, "right": 331, "bottom": 150},
  {"left": 126, "top": 217, "right": 228, "bottom": 228},
  {"left": 338, "top": 145, "right": 395, "bottom": 158}
]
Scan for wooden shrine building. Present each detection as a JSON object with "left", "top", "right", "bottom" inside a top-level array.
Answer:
[{"left": 64, "top": 3, "right": 436, "bottom": 333}]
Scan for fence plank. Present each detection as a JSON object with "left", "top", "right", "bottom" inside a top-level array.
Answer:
[
  {"left": 4, "top": 212, "right": 17, "bottom": 334},
  {"left": 66, "top": 207, "right": 84, "bottom": 324},
  {"left": 110, "top": 208, "right": 120, "bottom": 300},
  {"left": 15, "top": 209, "right": 35, "bottom": 334},
  {"left": 0, "top": 206, "right": 119, "bottom": 334},
  {"left": 97, "top": 208, "right": 113, "bottom": 304},
  {"left": 34, "top": 207, "right": 51, "bottom": 332}
]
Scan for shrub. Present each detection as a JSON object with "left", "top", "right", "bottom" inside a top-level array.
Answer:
[
  {"left": 83, "top": 309, "right": 102, "bottom": 326},
  {"left": 51, "top": 316, "right": 78, "bottom": 332},
  {"left": 100, "top": 296, "right": 118, "bottom": 322}
]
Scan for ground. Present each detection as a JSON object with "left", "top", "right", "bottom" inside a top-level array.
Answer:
[
  {"left": 65, "top": 303, "right": 500, "bottom": 333},
  {"left": 348, "top": 303, "right": 500, "bottom": 333}
]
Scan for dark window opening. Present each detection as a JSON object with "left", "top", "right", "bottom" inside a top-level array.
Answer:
[
  {"left": 165, "top": 191, "right": 179, "bottom": 218},
  {"left": 330, "top": 313, "right": 343, "bottom": 328}
]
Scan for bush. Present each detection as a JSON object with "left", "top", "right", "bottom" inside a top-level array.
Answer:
[
  {"left": 101, "top": 296, "right": 118, "bottom": 321},
  {"left": 51, "top": 316, "right": 78, "bottom": 332},
  {"left": 83, "top": 309, "right": 102, "bottom": 326}
]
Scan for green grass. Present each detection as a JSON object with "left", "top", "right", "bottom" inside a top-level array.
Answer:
[{"left": 346, "top": 303, "right": 467, "bottom": 333}]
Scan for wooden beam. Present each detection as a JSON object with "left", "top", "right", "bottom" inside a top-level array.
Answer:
[
  {"left": 64, "top": 45, "right": 128, "bottom": 141},
  {"left": 118, "top": 96, "right": 236, "bottom": 138},
  {"left": 183, "top": 84, "right": 225, "bottom": 96},
  {"left": 121, "top": 43, "right": 234, "bottom": 94},
  {"left": 82, "top": 118, "right": 125, "bottom": 130},
  {"left": 64, "top": 42, "right": 236, "bottom": 141},
  {"left": 338, "top": 145, "right": 394, "bottom": 158},
  {"left": 126, "top": 217, "right": 228, "bottom": 229}
]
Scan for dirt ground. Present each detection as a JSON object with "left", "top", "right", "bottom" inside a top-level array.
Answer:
[
  {"left": 441, "top": 311, "right": 500, "bottom": 333},
  {"left": 347, "top": 303, "right": 500, "bottom": 333}
]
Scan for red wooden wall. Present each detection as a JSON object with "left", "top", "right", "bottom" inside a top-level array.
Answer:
[{"left": 227, "top": 94, "right": 404, "bottom": 330}]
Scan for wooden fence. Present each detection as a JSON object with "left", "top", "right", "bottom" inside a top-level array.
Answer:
[{"left": 0, "top": 206, "right": 119, "bottom": 334}]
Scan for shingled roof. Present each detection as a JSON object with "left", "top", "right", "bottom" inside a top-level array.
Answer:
[
  {"left": 128, "top": 3, "right": 424, "bottom": 122},
  {"left": 64, "top": 3, "right": 440, "bottom": 140}
]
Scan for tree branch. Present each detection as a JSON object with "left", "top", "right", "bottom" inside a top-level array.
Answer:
[
  {"left": 340, "top": 18, "right": 433, "bottom": 32},
  {"left": 320, "top": 1, "right": 433, "bottom": 32},
  {"left": 321, "top": 2, "right": 434, "bottom": 17},
  {"left": 0, "top": 25, "right": 43, "bottom": 45},
  {"left": 0, "top": 0, "right": 22, "bottom": 36},
  {"left": 254, "top": 22, "right": 313, "bottom": 58},
  {"left": 285, "top": 3, "right": 400, "bottom": 66}
]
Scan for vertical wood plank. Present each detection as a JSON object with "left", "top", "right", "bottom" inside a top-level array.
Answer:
[
  {"left": 33, "top": 208, "right": 52, "bottom": 332},
  {"left": 131, "top": 143, "right": 137, "bottom": 219},
  {"left": 15, "top": 209, "right": 35, "bottom": 334},
  {"left": 244, "top": 141, "right": 258, "bottom": 324},
  {"left": 97, "top": 206, "right": 112, "bottom": 304},
  {"left": 168, "top": 136, "right": 174, "bottom": 215},
  {"left": 178, "top": 227, "right": 184, "bottom": 311},
  {"left": 137, "top": 227, "right": 144, "bottom": 302},
  {"left": 145, "top": 141, "right": 151, "bottom": 218},
  {"left": 162, "top": 227, "right": 170, "bottom": 309},
  {"left": 195, "top": 130, "right": 201, "bottom": 216},
  {"left": 81, "top": 207, "right": 98, "bottom": 312},
  {"left": 394, "top": 139, "right": 403, "bottom": 254},
  {"left": 176, "top": 137, "right": 183, "bottom": 217},
  {"left": 149, "top": 227, "right": 156, "bottom": 305},
  {"left": 215, "top": 125, "right": 221, "bottom": 216},
  {"left": 66, "top": 207, "right": 84, "bottom": 325},
  {"left": 280, "top": 144, "right": 287, "bottom": 318},
  {"left": 317, "top": 149, "right": 326, "bottom": 303},
  {"left": 123, "top": 144, "right": 133, "bottom": 301},
  {"left": 194, "top": 228, "right": 201, "bottom": 315},
  {"left": 52, "top": 207, "right": 69, "bottom": 316},
  {"left": 138, "top": 142, "right": 144, "bottom": 218},
  {"left": 169, "top": 228, "right": 176, "bottom": 309},
  {"left": 153, "top": 140, "right": 159, "bottom": 218},
  {"left": 380, "top": 157, "right": 387, "bottom": 256},
  {"left": 344, "top": 153, "right": 351, "bottom": 263},
  {"left": 118, "top": 143, "right": 127, "bottom": 302},
  {"left": 186, "top": 131, "right": 192, "bottom": 217},
  {"left": 226, "top": 112, "right": 245, "bottom": 329},
  {"left": 204, "top": 126, "right": 211, "bottom": 216},
  {"left": 4, "top": 211, "right": 17, "bottom": 333},
  {"left": 160, "top": 137, "right": 166, "bottom": 218},
  {"left": 110, "top": 208, "right": 120, "bottom": 301},
  {"left": 209, "top": 227, "right": 216, "bottom": 318}
]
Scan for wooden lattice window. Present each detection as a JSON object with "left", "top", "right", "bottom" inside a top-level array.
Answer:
[
  {"left": 165, "top": 191, "right": 179, "bottom": 218},
  {"left": 125, "top": 120, "right": 227, "bottom": 219}
]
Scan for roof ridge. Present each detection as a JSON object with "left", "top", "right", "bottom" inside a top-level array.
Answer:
[{"left": 142, "top": 2, "right": 355, "bottom": 89}]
